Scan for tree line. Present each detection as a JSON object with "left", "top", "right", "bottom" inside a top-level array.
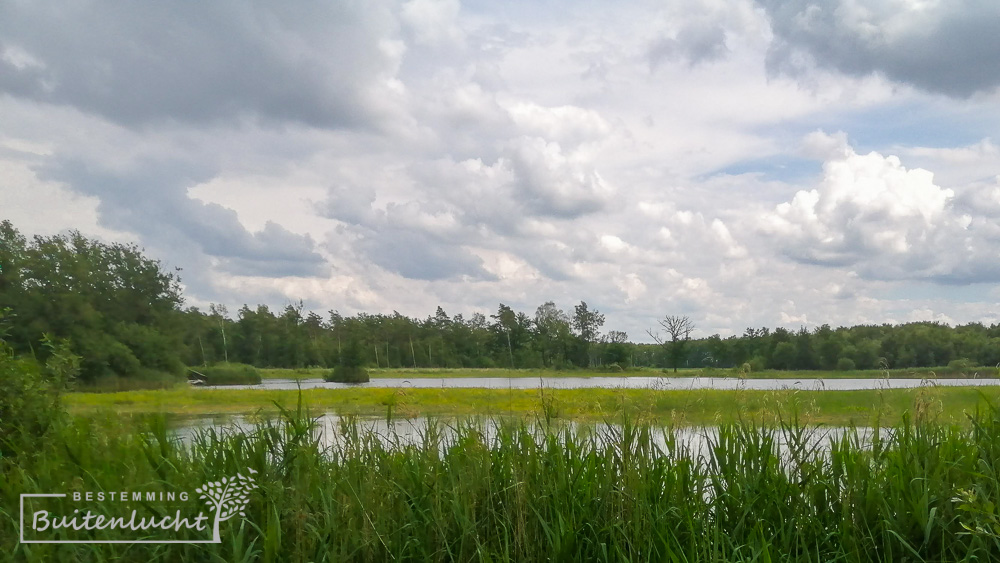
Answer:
[
  {"left": 2, "top": 220, "right": 999, "bottom": 382},
  {"left": 177, "top": 300, "right": 619, "bottom": 372}
]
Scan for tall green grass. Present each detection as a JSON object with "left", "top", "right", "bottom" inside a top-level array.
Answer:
[{"left": 5, "top": 402, "right": 1000, "bottom": 561}]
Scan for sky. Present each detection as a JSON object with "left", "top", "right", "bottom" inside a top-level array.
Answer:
[{"left": 2, "top": 0, "right": 1000, "bottom": 341}]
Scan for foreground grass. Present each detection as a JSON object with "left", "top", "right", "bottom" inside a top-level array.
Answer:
[
  {"left": 259, "top": 366, "right": 1000, "bottom": 380},
  {"left": 7, "top": 400, "right": 1000, "bottom": 561},
  {"left": 65, "top": 385, "right": 1000, "bottom": 426}
]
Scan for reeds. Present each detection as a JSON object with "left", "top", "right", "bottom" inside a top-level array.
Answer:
[{"left": 5, "top": 402, "right": 1000, "bottom": 562}]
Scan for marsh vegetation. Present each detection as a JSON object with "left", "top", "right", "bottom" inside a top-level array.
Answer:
[{"left": 7, "top": 394, "right": 1000, "bottom": 561}]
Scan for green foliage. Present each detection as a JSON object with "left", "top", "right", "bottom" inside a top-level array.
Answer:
[
  {"left": 603, "top": 342, "right": 629, "bottom": 366},
  {"left": 9, "top": 402, "right": 1000, "bottom": 560},
  {"left": 748, "top": 355, "right": 767, "bottom": 372},
  {"left": 0, "top": 354, "right": 60, "bottom": 456},
  {"left": 836, "top": 357, "right": 856, "bottom": 371},
  {"left": 338, "top": 334, "right": 365, "bottom": 368},
  {"left": 655, "top": 320, "right": 1000, "bottom": 372},
  {"left": 195, "top": 363, "right": 262, "bottom": 386},
  {"left": 948, "top": 358, "right": 974, "bottom": 373},
  {"left": 474, "top": 356, "right": 496, "bottom": 368},
  {"left": 0, "top": 220, "right": 184, "bottom": 381},
  {"left": 7, "top": 219, "right": 1000, "bottom": 377},
  {"left": 0, "top": 312, "right": 78, "bottom": 457},
  {"left": 115, "top": 322, "right": 185, "bottom": 375},
  {"left": 324, "top": 365, "right": 370, "bottom": 383}
]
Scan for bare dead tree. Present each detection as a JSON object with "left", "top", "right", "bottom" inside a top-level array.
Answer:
[{"left": 647, "top": 315, "right": 695, "bottom": 373}]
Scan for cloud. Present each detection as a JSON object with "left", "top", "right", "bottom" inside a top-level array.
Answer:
[
  {"left": 400, "top": 0, "right": 464, "bottom": 47},
  {"left": 759, "top": 0, "right": 1000, "bottom": 96},
  {"left": 4, "top": 0, "right": 1000, "bottom": 341},
  {"left": 317, "top": 134, "right": 615, "bottom": 281},
  {"left": 361, "top": 225, "right": 491, "bottom": 281},
  {"left": 41, "top": 158, "right": 328, "bottom": 278},
  {"left": 0, "top": 1, "right": 405, "bottom": 128},
  {"left": 760, "top": 133, "right": 1000, "bottom": 282},
  {"left": 895, "top": 139, "right": 1000, "bottom": 186},
  {"left": 648, "top": 21, "right": 729, "bottom": 69},
  {"left": 504, "top": 136, "right": 613, "bottom": 218},
  {"left": 504, "top": 102, "right": 611, "bottom": 148}
]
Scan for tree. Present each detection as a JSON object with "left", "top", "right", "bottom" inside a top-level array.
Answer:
[
  {"left": 209, "top": 303, "right": 230, "bottom": 363},
  {"left": 534, "top": 301, "right": 572, "bottom": 367},
  {"left": 0, "top": 221, "right": 183, "bottom": 380},
  {"left": 648, "top": 315, "right": 695, "bottom": 373},
  {"left": 771, "top": 341, "right": 797, "bottom": 370},
  {"left": 491, "top": 304, "right": 531, "bottom": 368},
  {"left": 572, "top": 301, "right": 605, "bottom": 343},
  {"left": 572, "top": 301, "right": 605, "bottom": 367},
  {"left": 604, "top": 330, "right": 629, "bottom": 366}
]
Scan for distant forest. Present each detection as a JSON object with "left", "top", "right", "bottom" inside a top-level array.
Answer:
[{"left": 2, "top": 220, "right": 999, "bottom": 382}]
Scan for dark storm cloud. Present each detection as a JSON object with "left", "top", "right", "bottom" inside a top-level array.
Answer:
[
  {"left": 42, "top": 159, "right": 327, "bottom": 277},
  {"left": 758, "top": 0, "right": 1000, "bottom": 96},
  {"left": 0, "top": 1, "right": 399, "bottom": 127}
]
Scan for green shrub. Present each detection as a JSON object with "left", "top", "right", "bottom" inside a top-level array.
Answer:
[
  {"left": 193, "top": 363, "right": 261, "bottom": 385},
  {"left": 115, "top": 322, "right": 185, "bottom": 375},
  {"left": 474, "top": 356, "right": 496, "bottom": 368},
  {"left": 732, "top": 362, "right": 753, "bottom": 376},
  {"left": 948, "top": 358, "right": 974, "bottom": 374},
  {"left": 0, "top": 331, "right": 78, "bottom": 457},
  {"left": 325, "top": 366, "right": 370, "bottom": 383},
  {"left": 836, "top": 357, "right": 856, "bottom": 371}
]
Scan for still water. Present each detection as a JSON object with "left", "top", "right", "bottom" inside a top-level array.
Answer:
[
  {"left": 204, "top": 376, "right": 1000, "bottom": 391},
  {"left": 170, "top": 412, "right": 877, "bottom": 460}
]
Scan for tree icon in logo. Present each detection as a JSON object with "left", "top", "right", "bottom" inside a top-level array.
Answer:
[{"left": 195, "top": 468, "right": 258, "bottom": 542}]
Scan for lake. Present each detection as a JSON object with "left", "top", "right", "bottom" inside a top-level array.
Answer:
[
  {"left": 203, "top": 375, "right": 1000, "bottom": 391},
  {"left": 170, "top": 412, "right": 879, "bottom": 462}
]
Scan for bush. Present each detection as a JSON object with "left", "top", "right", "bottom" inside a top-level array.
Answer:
[
  {"left": 836, "top": 357, "right": 856, "bottom": 371},
  {"left": 947, "top": 358, "right": 973, "bottom": 374},
  {"left": 116, "top": 322, "right": 185, "bottom": 375},
  {"left": 193, "top": 363, "right": 261, "bottom": 385},
  {"left": 0, "top": 332, "right": 78, "bottom": 457},
  {"left": 325, "top": 366, "right": 370, "bottom": 383},
  {"left": 72, "top": 332, "right": 142, "bottom": 380},
  {"left": 474, "top": 356, "right": 496, "bottom": 368},
  {"left": 748, "top": 356, "right": 767, "bottom": 372}
]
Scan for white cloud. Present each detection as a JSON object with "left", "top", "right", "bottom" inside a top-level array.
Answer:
[
  {"left": 504, "top": 102, "right": 612, "bottom": 147},
  {"left": 0, "top": 0, "right": 998, "bottom": 341},
  {"left": 400, "top": 0, "right": 464, "bottom": 47},
  {"left": 761, "top": 133, "right": 1000, "bottom": 282}
]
